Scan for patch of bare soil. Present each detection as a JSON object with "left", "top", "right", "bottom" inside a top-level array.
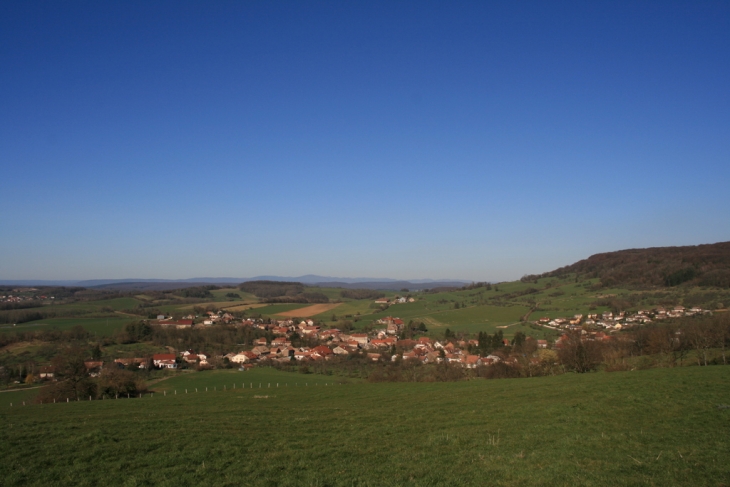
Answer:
[{"left": 277, "top": 303, "right": 342, "bottom": 318}]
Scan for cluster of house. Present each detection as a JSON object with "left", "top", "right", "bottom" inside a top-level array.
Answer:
[
  {"left": 536, "top": 306, "right": 711, "bottom": 332},
  {"left": 149, "top": 350, "right": 209, "bottom": 369},
  {"left": 213, "top": 316, "right": 521, "bottom": 369},
  {"left": 1, "top": 289, "right": 53, "bottom": 303},
  {"left": 374, "top": 296, "right": 416, "bottom": 305},
  {"left": 154, "top": 310, "right": 244, "bottom": 329},
  {"left": 36, "top": 350, "right": 212, "bottom": 380}
]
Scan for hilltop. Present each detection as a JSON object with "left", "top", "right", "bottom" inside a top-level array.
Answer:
[{"left": 541, "top": 241, "right": 730, "bottom": 289}]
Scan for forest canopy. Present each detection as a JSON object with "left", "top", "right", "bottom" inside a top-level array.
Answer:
[{"left": 544, "top": 242, "right": 730, "bottom": 289}]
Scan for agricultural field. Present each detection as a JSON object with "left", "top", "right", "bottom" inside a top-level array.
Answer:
[
  {"left": 243, "top": 303, "right": 312, "bottom": 317},
  {"left": 150, "top": 367, "right": 357, "bottom": 394},
  {"left": 0, "top": 386, "right": 41, "bottom": 406},
  {"left": 311, "top": 299, "right": 378, "bottom": 321},
  {"left": 1, "top": 366, "right": 728, "bottom": 486},
  {"left": 277, "top": 303, "right": 341, "bottom": 318},
  {"left": 216, "top": 303, "right": 270, "bottom": 312},
  {"left": 427, "top": 304, "right": 530, "bottom": 328},
  {"left": 0, "top": 316, "right": 135, "bottom": 335}
]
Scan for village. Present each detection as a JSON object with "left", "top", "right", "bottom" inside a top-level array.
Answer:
[
  {"left": 27, "top": 301, "right": 717, "bottom": 381},
  {"left": 0, "top": 289, "right": 54, "bottom": 303},
  {"left": 143, "top": 315, "right": 507, "bottom": 371},
  {"left": 86, "top": 302, "right": 710, "bottom": 376},
  {"left": 535, "top": 305, "right": 712, "bottom": 332}
]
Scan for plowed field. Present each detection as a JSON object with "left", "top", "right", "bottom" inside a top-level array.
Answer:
[{"left": 276, "top": 303, "right": 341, "bottom": 317}]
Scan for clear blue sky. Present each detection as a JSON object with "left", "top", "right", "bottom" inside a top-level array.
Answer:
[{"left": 1, "top": 1, "right": 729, "bottom": 281}]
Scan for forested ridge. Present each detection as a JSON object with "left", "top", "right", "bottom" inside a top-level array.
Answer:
[{"left": 542, "top": 241, "right": 730, "bottom": 288}]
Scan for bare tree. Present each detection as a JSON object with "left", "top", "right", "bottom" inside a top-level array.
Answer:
[{"left": 557, "top": 332, "right": 604, "bottom": 373}]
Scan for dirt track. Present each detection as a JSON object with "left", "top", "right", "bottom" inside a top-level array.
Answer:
[{"left": 276, "top": 303, "right": 341, "bottom": 318}]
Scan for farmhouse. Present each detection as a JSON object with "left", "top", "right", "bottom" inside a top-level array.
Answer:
[
  {"left": 84, "top": 361, "right": 103, "bottom": 376},
  {"left": 39, "top": 366, "right": 55, "bottom": 379},
  {"left": 158, "top": 319, "right": 194, "bottom": 329},
  {"left": 350, "top": 333, "right": 369, "bottom": 345},
  {"left": 152, "top": 353, "right": 177, "bottom": 369}
]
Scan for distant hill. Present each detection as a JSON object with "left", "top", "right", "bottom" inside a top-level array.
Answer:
[
  {"left": 88, "top": 279, "right": 470, "bottom": 292},
  {"left": 312, "top": 281, "right": 467, "bottom": 291},
  {"left": 543, "top": 241, "right": 730, "bottom": 288},
  {"left": 0, "top": 276, "right": 470, "bottom": 291}
]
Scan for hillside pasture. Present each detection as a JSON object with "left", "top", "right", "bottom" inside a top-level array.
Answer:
[
  {"left": 426, "top": 305, "right": 530, "bottom": 331},
  {"left": 311, "top": 299, "right": 380, "bottom": 321},
  {"left": 176, "top": 300, "right": 257, "bottom": 311},
  {"left": 1, "top": 366, "right": 728, "bottom": 486},
  {"left": 150, "top": 368, "right": 356, "bottom": 394},
  {"left": 218, "top": 303, "right": 270, "bottom": 312},
  {"left": 0, "top": 316, "right": 134, "bottom": 335}
]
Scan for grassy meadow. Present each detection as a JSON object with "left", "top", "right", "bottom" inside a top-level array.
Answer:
[
  {"left": 0, "top": 316, "right": 134, "bottom": 336},
  {"left": 1, "top": 366, "right": 729, "bottom": 486}
]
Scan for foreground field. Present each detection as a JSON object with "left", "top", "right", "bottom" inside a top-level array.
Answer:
[{"left": 1, "top": 367, "right": 729, "bottom": 486}]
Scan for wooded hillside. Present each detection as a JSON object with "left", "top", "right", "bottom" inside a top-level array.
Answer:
[{"left": 544, "top": 241, "right": 730, "bottom": 288}]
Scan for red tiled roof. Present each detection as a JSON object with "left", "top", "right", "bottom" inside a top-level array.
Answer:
[
  {"left": 153, "top": 353, "right": 176, "bottom": 361},
  {"left": 312, "top": 345, "right": 333, "bottom": 355}
]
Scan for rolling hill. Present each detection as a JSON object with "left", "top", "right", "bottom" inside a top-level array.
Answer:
[{"left": 542, "top": 241, "right": 730, "bottom": 289}]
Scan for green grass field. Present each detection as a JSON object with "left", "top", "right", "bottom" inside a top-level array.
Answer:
[
  {"left": 150, "top": 367, "right": 357, "bottom": 393},
  {"left": 0, "top": 388, "right": 41, "bottom": 407},
  {"left": 2, "top": 366, "right": 728, "bottom": 486},
  {"left": 0, "top": 316, "right": 134, "bottom": 335}
]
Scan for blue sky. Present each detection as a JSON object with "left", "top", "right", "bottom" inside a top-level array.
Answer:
[{"left": 1, "top": 1, "right": 729, "bottom": 281}]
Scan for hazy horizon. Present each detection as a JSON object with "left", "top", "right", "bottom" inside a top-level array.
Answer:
[{"left": 2, "top": 1, "right": 729, "bottom": 282}]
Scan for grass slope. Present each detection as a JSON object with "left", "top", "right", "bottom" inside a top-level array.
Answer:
[
  {"left": 0, "top": 316, "right": 134, "bottom": 335},
  {"left": 1, "top": 367, "right": 729, "bottom": 486}
]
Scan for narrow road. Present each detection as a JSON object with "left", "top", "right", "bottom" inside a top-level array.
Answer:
[{"left": 0, "top": 385, "right": 44, "bottom": 393}]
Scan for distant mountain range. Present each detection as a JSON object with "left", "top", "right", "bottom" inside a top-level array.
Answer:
[
  {"left": 0, "top": 276, "right": 471, "bottom": 291},
  {"left": 4, "top": 241, "right": 730, "bottom": 292}
]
